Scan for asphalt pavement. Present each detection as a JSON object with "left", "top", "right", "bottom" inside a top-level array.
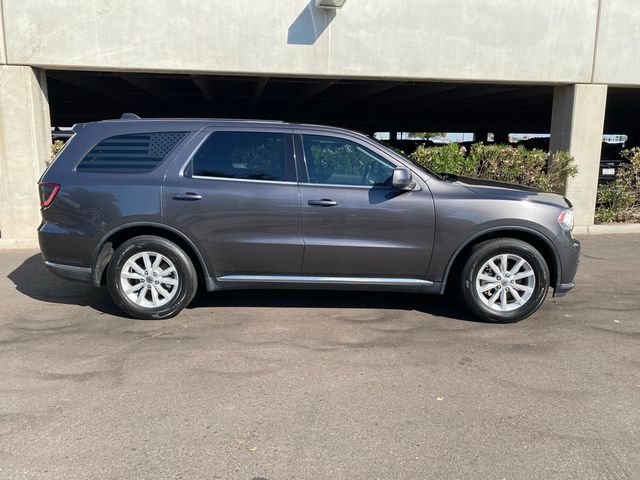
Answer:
[{"left": 1, "top": 234, "right": 639, "bottom": 479}]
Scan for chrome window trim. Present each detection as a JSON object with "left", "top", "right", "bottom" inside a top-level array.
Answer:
[
  {"left": 191, "top": 175, "right": 296, "bottom": 186},
  {"left": 179, "top": 132, "right": 210, "bottom": 177},
  {"left": 297, "top": 181, "right": 420, "bottom": 192},
  {"left": 298, "top": 182, "right": 389, "bottom": 190}
]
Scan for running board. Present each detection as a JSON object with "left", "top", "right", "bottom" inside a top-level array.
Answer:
[{"left": 216, "top": 275, "right": 433, "bottom": 286}]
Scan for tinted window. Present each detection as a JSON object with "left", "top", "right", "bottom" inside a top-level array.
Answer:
[
  {"left": 301, "top": 135, "right": 395, "bottom": 186},
  {"left": 77, "top": 132, "right": 187, "bottom": 172},
  {"left": 192, "top": 131, "right": 287, "bottom": 181}
]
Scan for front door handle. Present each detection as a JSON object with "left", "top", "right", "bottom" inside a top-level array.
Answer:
[
  {"left": 308, "top": 199, "right": 337, "bottom": 207},
  {"left": 172, "top": 192, "right": 202, "bottom": 201}
]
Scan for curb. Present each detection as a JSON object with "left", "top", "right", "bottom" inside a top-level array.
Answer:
[{"left": 573, "top": 223, "right": 640, "bottom": 235}]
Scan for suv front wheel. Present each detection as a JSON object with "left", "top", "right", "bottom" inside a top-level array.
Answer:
[
  {"left": 459, "top": 238, "right": 550, "bottom": 323},
  {"left": 107, "top": 235, "right": 198, "bottom": 319}
]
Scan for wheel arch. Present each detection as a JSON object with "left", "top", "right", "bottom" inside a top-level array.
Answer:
[
  {"left": 91, "top": 222, "right": 210, "bottom": 287},
  {"left": 440, "top": 226, "right": 560, "bottom": 294}
]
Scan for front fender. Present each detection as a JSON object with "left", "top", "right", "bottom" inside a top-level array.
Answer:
[{"left": 431, "top": 224, "right": 562, "bottom": 293}]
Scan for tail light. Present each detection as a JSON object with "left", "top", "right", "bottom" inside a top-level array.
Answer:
[{"left": 38, "top": 182, "right": 60, "bottom": 207}]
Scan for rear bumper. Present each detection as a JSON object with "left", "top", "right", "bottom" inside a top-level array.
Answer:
[
  {"left": 38, "top": 221, "right": 98, "bottom": 273},
  {"left": 44, "top": 260, "right": 93, "bottom": 283},
  {"left": 38, "top": 221, "right": 98, "bottom": 283}
]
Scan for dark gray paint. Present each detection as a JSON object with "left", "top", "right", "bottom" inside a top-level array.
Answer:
[
  {"left": 38, "top": 118, "right": 580, "bottom": 297},
  {"left": 162, "top": 128, "right": 303, "bottom": 277},
  {"left": 297, "top": 182, "right": 434, "bottom": 278}
]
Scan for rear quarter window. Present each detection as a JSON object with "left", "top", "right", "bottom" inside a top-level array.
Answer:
[{"left": 77, "top": 132, "right": 188, "bottom": 173}]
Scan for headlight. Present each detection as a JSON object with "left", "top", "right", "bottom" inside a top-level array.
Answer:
[{"left": 558, "top": 208, "right": 574, "bottom": 231}]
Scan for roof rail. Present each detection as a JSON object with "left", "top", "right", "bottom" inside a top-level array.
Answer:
[{"left": 121, "top": 113, "right": 141, "bottom": 120}]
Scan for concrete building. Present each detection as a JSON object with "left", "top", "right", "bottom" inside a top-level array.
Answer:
[{"left": 2, "top": 0, "right": 640, "bottom": 245}]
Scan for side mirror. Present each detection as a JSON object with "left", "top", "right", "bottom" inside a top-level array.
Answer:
[{"left": 391, "top": 167, "right": 415, "bottom": 190}]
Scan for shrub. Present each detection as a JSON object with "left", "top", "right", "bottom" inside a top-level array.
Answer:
[
  {"left": 48, "top": 140, "right": 66, "bottom": 166},
  {"left": 595, "top": 148, "right": 640, "bottom": 223},
  {"left": 409, "top": 143, "right": 576, "bottom": 192},
  {"left": 410, "top": 143, "right": 475, "bottom": 177},
  {"left": 471, "top": 144, "right": 576, "bottom": 192}
]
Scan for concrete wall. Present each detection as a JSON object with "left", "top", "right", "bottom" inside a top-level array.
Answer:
[
  {"left": 2, "top": 0, "right": 635, "bottom": 85},
  {"left": 0, "top": 1, "right": 6, "bottom": 65},
  {"left": 593, "top": 0, "right": 640, "bottom": 86},
  {"left": 0, "top": 66, "right": 51, "bottom": 246}
]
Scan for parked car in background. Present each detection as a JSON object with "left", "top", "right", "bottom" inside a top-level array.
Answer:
[
  {"left": 38, "top": 116, "right": 580, "bottom": 323},
  {"left": 598, "top": 142, "right": 627, "bottom": 183}
]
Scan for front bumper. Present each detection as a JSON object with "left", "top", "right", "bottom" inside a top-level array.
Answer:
[
  {"left": 552, "top": 235, "right": 581, "bottom": 297},
  {"left": 553, "top": 281, "right": 576, "bottom": 297}
]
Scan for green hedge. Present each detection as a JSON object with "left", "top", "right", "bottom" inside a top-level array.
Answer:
[
  {"left": 595, "top": 148, "right": 640, "bottom": 223},
  {"left": 409, "top": 143, "right": 576, "bottom": 192}
]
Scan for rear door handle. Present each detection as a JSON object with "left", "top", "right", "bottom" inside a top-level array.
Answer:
[
  {"left": 172, "top": 192, "right": 202, "bottom": 201},
  {"left": 308, "top": 199, "right": 337, "bottom": 207}
]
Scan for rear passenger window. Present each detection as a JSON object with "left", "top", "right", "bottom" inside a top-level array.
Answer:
[
  {"left": 192, "top": 131, "right": 288, "bottom": 181},
  {"left": 77, "top": 132, "right": 188, "bottom": 173}
]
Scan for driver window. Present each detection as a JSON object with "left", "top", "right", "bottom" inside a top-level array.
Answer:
[{"left": 301, "top": 134, "right": 395, "bottom": 186}]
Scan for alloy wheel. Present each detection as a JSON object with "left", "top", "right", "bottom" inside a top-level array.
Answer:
[
  {"left": 119, "top": 251, "right": 180, "bottom": 308},
  {"left": 475, "top": 253, "right": 536, "bottom": 311}
]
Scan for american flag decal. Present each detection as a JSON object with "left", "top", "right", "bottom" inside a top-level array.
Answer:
[{"left": 78, "top": 132, "right": 188, "bottom": 172}]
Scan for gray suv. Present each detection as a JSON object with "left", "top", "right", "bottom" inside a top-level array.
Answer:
[{"left": 38, "top": 116, "right": 580, "bottom": 322}]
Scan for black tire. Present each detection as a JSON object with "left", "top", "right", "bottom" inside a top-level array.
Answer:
[
  {"left": 107, "top": 235, "right": 198, "bottom": 320},
  {"left": 458, "top": 238, "right": 550, "bottom": 323}
]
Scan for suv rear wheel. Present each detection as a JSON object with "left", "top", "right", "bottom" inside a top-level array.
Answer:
[
  {"left": 107, "top": 235, "right": 198, "bottom": 319},
  {"left": 458, "top": 238, "right": 550, "bottom": 323}
]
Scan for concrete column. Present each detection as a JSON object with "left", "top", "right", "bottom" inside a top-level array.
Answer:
[
  {"left": 0, "top": 66, "right": 51, "bottom": 246},
  {"left": 549, "top": 84, "right": 607, "bottom": 227},
  {"left": 0, "top": 5, "right": 6, "bottom": 66}
]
